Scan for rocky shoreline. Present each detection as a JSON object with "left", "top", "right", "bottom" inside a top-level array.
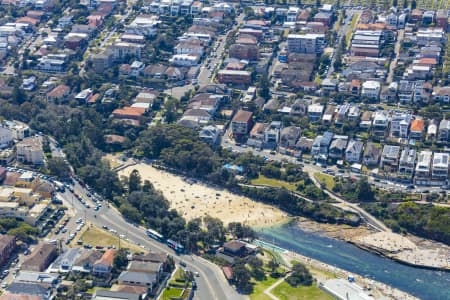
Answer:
[{"left": 297, "top": 217, "right": 450, "bottom": 272}]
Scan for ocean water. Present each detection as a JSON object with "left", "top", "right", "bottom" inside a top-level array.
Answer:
[{"left": 257, "top": 223, "right": 450, "bottom": 300}]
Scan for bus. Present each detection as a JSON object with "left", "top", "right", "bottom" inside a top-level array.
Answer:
[
  {"left": 146, "top": 228, "right": 164, "bottom": 242},
  {"left": 167, "top": 239, "right": 184, "bottom": 253}
]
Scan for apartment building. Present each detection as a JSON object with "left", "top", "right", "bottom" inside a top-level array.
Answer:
[
  {"left": 287, "top": 33, "right": 325, "bottom": 55},
  {"left": 432, "top": 152, "right": 449, "bottom": 181},
  {"left": 415, "top": 150, "right": 433, "bottom": 180},
  {"left": 16, "top": 136, "right": 44, "bottom": 165},
  {"left": 231, "top": 110, "right": 253, "bottom": 137},
  {"left": 398, "top": 148, "right": 416, "bottom": 177}
]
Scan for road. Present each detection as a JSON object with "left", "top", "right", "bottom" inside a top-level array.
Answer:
[
  {"left": 164, "top": 13, "right": 245, "bottom": 99},
  {"left": 386, "top": 29, "right": 404, "bottom": 84},
  {"left": 57, "top": 181, "right": 244, "bottom": 300}
]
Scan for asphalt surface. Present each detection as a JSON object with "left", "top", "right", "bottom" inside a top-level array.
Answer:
[{"left": 58, "top": 181, "right": 244, "bottom": 300}]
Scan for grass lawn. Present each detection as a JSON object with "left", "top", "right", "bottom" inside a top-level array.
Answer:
[
  {"left": 250, "top": 175, "right": 298, "bottom": 192},
  {"left": 78, "top": 226, "right": 142, "bottom": 252},
  {"left": 314, "top": 173, "right": 335, "bottom": 191},
  {"left": 250, "top": 276, "right": 279, "bottom": 300},
  {"left": 161, "top": 287, "right": 185, "bottom": 300},
  {"left": 272, "top": 282, "right": 334, "bottom": 300}
]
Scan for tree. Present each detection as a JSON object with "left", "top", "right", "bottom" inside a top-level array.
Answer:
[
  {"left": 356, "top": 177, "right": 375, "bottom": 202},
  {"left": 258, "top": 74, "right": 270, "bottom": 100},
  {"left": 233, "top": 263, "right": 252, "bottom": 293},
  {"left": 128, "top": 169, "right": 141, "bottom": 192},
  {"left": 286, "top": 262, "right": 313, "bottom": 287},
  {"left": 411, "top": 0, "right": 416, "bottom": 9},
  {"left": 113, "top": 248, "right": 129, "bottom": 272},
  {"left": 47, "top": 157, "right": 71, "bottom": 179},
  {"left": 267, "top": 259, "right": 279, "bottom": 273}
]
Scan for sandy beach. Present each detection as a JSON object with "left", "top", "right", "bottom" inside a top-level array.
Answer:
[{"left": 118, "top": 163, "right": 288, "bottom": 227}]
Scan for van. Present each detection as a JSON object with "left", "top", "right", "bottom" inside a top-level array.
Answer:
[{"left": 48, "top": 240, "right": 57, "bottom": 245}]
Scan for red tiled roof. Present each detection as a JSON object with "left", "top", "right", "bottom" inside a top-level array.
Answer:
[
  {"left": 95, "top": 249, "right": 116, "bottom": 267},
  {"left": 410, "top": 119, "right": 425, "bottom": 132}
]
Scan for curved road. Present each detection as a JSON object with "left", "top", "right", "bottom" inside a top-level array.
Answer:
[{"left": 58, "top": 184, "right": 245, "bottom": 300}]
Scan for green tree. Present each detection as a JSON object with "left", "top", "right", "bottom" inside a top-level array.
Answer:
[
  {"left": 356, "top": 177, "right": 375, "bottom": 202},
  {"left": 268, "top": 259, "right": 279, "bottom": 273},
  {"left": 47, "top": 157, "right": 71, "bottom": 179},
  {"left": 113, "top": 248, "right": 129, "bottom": 272},
  {"left": 233, "top": 263, "right": 252, "bottom": 293},
  {"left": 286, "top": 262, "right": 313, "bottom": 287},
  {"left": 128, "top": 169, "right": 142, "bottom": 192}
]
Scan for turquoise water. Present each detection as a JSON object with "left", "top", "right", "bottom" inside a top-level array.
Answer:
[{"left": 257, "top": 223, "right": 450, "bottom": 300}]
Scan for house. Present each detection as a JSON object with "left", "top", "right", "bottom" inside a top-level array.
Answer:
[
  {"left": 130, "top": 61, "right": 145, "bottom": 76},
  {"left": 74, "top": 88, "right": 93, "bottom": 103},
  {"left": 381, "top": 145, "right": 401, "bottom": 171},
  {"left": 363, "top": 143, "right": 381, "bottom": 167},
  {"left": 16, "top": 137, "right": 44, "bottom": 165},
  {"left": 164, "top": 67, "right": 184, "bottom": 80},
  {"left": 199, "top": 125, "right": 220, "bottom": 145},
  {"left": 361, "top": 80, "right": 381, "bottom": 100},
  {"left": 93, "top": 249, "right": 116, "bottom": 277},
  {"left": 231, "top": 110, "right": 252, "bottom": 138},
  {"left": 322, "top": 105, "right": 335, "bottom": 124},
  {"left": 312, "top": 131, "right": 334, "bottom": 161},
  {"left": 410, "top": 119, "right": 425, "bottom": 139},
  {"left": 6, "top": 283, "right": 52, "bottom": 300},
  {"left": 431, "top": 153, "right": 449, "bottom": 181},
  {"left": 264, "top": 121, "right": 281, "bottom": 145},
  {"left": 372, "top": 111, "right": 388, "bottom": 136},
  {"left": 128, "top": 260, "right": 163, "bottom": 276},
  {"left": 169, "top": 54, "right": 199, "bottom": 67},
  {"left": 390, "top": 112, "right": 412, "bottom": 139},
  {"left": 360, "top": 111, "right": 373, "bottom": 129},
  {"left": 72, "top": 250, "right": 103, "bottom": 273},
  {"left": 21, "top": 77, "right": 36, "bottom": 91},
  {"left": 427, "top": 119, "right": 438, "bottom": 140},
  {"left": 439, "top": 119, "right": 450, "bottom": 142},
  {"left": 345, "top": 140, "right": 364, "bottom": 163},
  {"left": 92, "top": 290, "right": 140, "bottom": 300},
  {"left": 307, "top": 104, "right": 324, "bottom": 122},
  {"left": 329, "top": 138, "right": 348, "bottom": 160},
  {"left": 347, "top": 106, "right": 360, "bottom": 122},
  {"left": 118, "top": 271, "right": 157, "bottom": 288},
  {"left": 22, "top": 243, "right": 57, "bottom": 272},
  {"left": 14, "top": 271, "right": 59, "bottom": 287},
  {"left": 279, "top": 126, "right": 301, "bottom": 148},
  {"left": 432, "top": 86, "right": 450, "bottom": 103},
  {"left": 112, "top": 107, "right": 145, "bottom": 122},
  {"left": 415, "top": 151, "right": 433, "bottom": 180},
  {"left": 247, "top": 123, "right": 267, "bottom": 149},
  {"left": 46, "top": 84, "right": 70, "bottom": 102},
  {"left": 143, "top": 64, "right": 168, "bottom": 79},
  {"left": 0, "top": 235, "right": 16, "bottom": 268},
  {"left": 398, "top": 148, "right": 416, "bottom": 177},
  {"left": 223, "top": 240, "right": 247, "bottom": 257},
  {"left": 0, "top": 293, "right": 42, "bottom": 300}
]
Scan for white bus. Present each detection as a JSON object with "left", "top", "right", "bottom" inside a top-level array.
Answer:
[{"left": 146, "top": 228, "right": 164, "bottom": 242}]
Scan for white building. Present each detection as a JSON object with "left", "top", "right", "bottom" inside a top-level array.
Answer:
[
  {"left": 125, "top": 15, "right": 160, "bottom": 37},
  {"left": 0, "top": 127, "right": 13, "bottom": 149},
  {"left": 361, "top": 81, "right": 381, "bottom": 100},
  {"left": 169, "top": 54, "right": 199, "bottom": 66},
  {"left": 432, "top": 153, "right": 449, "bottom": 181},
  {"left": 287, "top": 34, "right": 325, "bottom": 54},
  {"left": 16, "top": 136, "right": 44, "bottom": 165},
  {"left": 415, "top": 150, "right": 432, "bottom": 179}
]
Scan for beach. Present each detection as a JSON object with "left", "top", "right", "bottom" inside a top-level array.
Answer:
[{"left": 118, "top": 163, "right": 288, "bottom": 227}]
